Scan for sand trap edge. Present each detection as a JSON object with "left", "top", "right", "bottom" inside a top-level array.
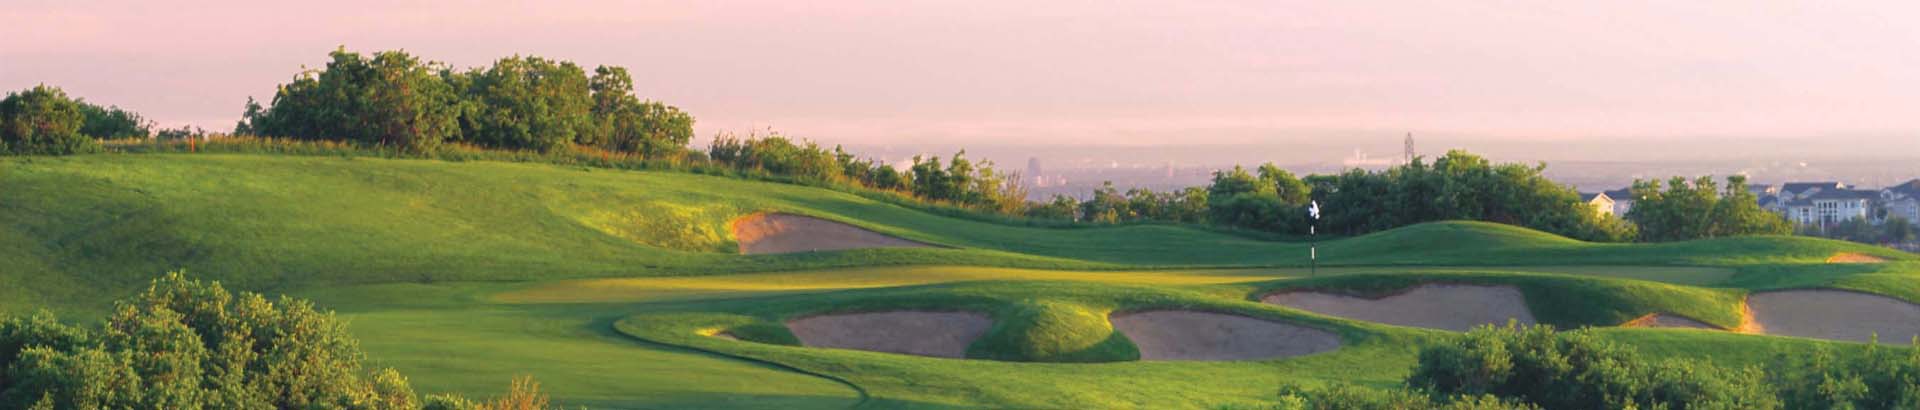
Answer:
[
  {"left": 730, "top": 212, "right": 942, "bottom": 255},
  {"left": 1746, "top": 288, "right": 1920, "bottom": 344},
  {"left": 785, "top": 310, "right": 993, "bottom": 358},
  {"left": 1827, "top": 252, "right": 1888, "bottom": 264},
  {"left": 1620, "top": 312, "right": 1723, "bottom": 330},
  {"left": 1258, "top": 283, "right": 1538, "bottom": 332},
  {"left": 1107, "top": 309, "right": 1342, "bottom": 361}
]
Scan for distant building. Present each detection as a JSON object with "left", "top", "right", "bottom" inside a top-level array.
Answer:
[
  {"left": 1882, "top": 179, "right": 1920, "bottom": 225},
  {"left": 1026, "top": 157, "right": 1044, "bottom": 187},
  {"left": 1779, "top": 182, "right": 1847, "bottom": 200},
  {"left": 1579, "top": 192, "right": 1616, "bottom": 217},
  {"left": 1785, "top": 189, "right": 1875, "bottom": 226},
  {"left": 1603, "top": 188, "right": 1635, "bottom": 217}
]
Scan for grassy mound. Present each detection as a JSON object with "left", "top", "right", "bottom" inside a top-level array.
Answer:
[{"left": 969, "top": 300, "right": 1139, "bottom": 362}]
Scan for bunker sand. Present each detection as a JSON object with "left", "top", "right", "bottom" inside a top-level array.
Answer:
[
  {"left": 1621, "top": 313, "right": 1720, "bottom": 330},
  {"left": 732, "top": 212, "right": 936, "bottom": 254},
  {"left": 786, "top": 311, "right": 991, "bottom": 358},
  {"left": 1261, "top": 284, "right": 1536, "bottom": 331},
  {"left": 1826, "top": 252, "right": 1888, "bottom": 264},
  {"left": 1108, "top": 310, "right": 1340, "bottom": 361},
  {"left": 1748, "top": 290, "right": 1920, "bottom": 344}
]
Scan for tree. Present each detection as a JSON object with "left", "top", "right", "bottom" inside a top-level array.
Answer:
[
  {"left": 244, "top": 48, "right": 461, "bottom": 152},
  {"left": 1627, "top": 175, "right": 1789, "bottom": 241},
  {"left": 587, "top": 66, "right": 696, "bottom": 157},
  {"left": 0, "top": 85, "right": 96, "bottom": 155},
  {"left": 456, "top": 55, "right": 594, "bottom": 152},
  {"left": 1206, "top": 165, "right": 1304, "bottom": 232},
  {"left": 77, "top": 102, "right": 152, "bottom": 139},
  {"left": 0, "top": 272, "right": 418, "bottom": 409}
]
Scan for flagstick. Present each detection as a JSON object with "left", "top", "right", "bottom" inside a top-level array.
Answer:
[{"left": 1307, "top": 200, "right": 1320, "bottom": 278}]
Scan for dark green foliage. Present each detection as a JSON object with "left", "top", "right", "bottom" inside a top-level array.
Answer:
[
  {"left": 0, "top": 272, "right": 420, "bottom": 409},
  {"left": 154, "top": 125, "right": 209, "bottom": 141},
  {"left": 1311, "top": 151, "right": 1635, "bottom": 241},
  {"left": 1207, "top": 165, "right": 1306, "bottom": 232},
  {"left": 77, "top": 102, "right": 151, "bottom": 139},
  {"left": 1255, "top": 384, "right": 1538, "bottom": 410},
  {"left": 453, "top": 56, "right": 594, "bottom": 152},
  {"left": 1409, "top": 324, "right": 1780, "bottom": 410},
  {"left": 709, "top": 131, "right": 846, "bottom": 182},
  {"left": 0, "top": 85, "right": 98, "bottom": 155},
  {"left": 709, "top": 131, "right": 1029, "bottom": 215},
  {"left": 244, "top": 48, "right": 462, "bottom": 152},
  {"left": 1804, "top": 216, "right": 1915, "bottom": 245},
  {"left": 1768, "top": 342, "right": 1920, "bottom": 409},
  {"left": 1179, "top": 151, "right": 1635, "bottom": 241},
  {"left": 1627, "top": 175, "right": 1791, "bottom": 242},
  {"left": 588, "top": 66, "right": 694, "bottom": 157},
  {"left": 1076, "top": 183, "right": 1209, "bottom": 224}
]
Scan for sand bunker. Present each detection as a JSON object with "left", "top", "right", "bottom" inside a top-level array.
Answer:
[
  {"left": 786, "top": 311, "right": 991, "bottom": 358},
  {"left": 1749, "top": 290, "right": 1920, "bottom": 344},
  {"left": 1621, "top": 313, "right": 1719, "bottom": 330},
  {"left": 732, "top": 213, "right": 935, "bottom": 254},
  {"left": 1108, "top": 311, "right": 1340, "bottom": 361},
  {"left": 1827, "top": 252, "right": 1888, "bottom": 264},
  {"left": 1262, "top": 284, "right": 1536, "bottom": 331}
]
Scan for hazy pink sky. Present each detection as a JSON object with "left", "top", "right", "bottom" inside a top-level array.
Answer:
[{"left": 4, "top": 0, "right": 1917, "bottom": 145}]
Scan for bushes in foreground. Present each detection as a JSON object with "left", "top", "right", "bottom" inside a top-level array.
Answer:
[
  {"left": 1411, "top": 324, "right": 1778, "bottom": 410},
  {"left": 1256, "top": 324, "right": 1920, "bottom": 410},
  {"left": 0, "top": 272, "right": 563, "bottom": 410}
]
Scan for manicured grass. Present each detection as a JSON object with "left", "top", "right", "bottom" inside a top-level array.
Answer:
[
  {"left": 3, "top": 154, "right": 1906, "bottom": 314},
  {"left": 7, "top": 152, "right": 1920, "bottom": 409}
]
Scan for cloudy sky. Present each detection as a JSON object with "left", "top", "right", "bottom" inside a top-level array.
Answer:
[{"left": 4, "top": 0, "right": 1917, "bottom": 146}]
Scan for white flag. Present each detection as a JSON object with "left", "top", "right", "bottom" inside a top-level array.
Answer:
[{"left": 1308, "top": 200, "right": 1321, "bottom": 220}]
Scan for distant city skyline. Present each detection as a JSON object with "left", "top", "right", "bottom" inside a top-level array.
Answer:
[{"left": 6, "top": 1, "right": 1920, "bottom": 149}]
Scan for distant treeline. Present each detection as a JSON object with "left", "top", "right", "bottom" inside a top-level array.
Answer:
[{"left": 1042, "top": 152, "right": 1793, "bottom": 242}]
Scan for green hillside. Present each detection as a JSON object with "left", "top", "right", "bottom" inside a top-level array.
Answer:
[{"left": 5, "top": 153, "right": 1920, "bottom": 409}]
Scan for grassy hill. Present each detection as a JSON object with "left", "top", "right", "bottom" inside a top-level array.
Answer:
[
  {"left": 5, "top": 152, "right": 1919, "bottom": 408},
  {"left": 6, "top": 154, "right": 1905, "bottom": 313}
]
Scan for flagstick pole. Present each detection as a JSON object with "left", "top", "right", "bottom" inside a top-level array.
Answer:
[{"left": 1310, "top": 225, "right": 1317, "bottom": 277}]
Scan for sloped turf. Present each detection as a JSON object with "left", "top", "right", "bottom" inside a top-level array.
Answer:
[{"left": 7, "top": 153, "right": 1920, "bottom": 409}]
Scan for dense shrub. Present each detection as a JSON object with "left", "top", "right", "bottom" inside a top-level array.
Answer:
[
  {"left": 587, "top": 66, "right": 694, "bottom": 158},
  {"left": 1409, "top": 324, "right": 1779, "bottom": 410},
  {"left": 0, "top": 85, "right": 98, "bottom": 155},
  {"left": 242, "top": 48, "right": 462, "bottom": 152},
  {"left": 451, "top": 56, "right": 594, "bottom": 152},
  {"left": 0, "top": 272, "right": 560, "bottom": 410},
  {"left": 1768, "top": 340, "right": 1920, "bottom": 409},
  {"left": 1215, "top": 384, "right": 1536, "bottom": 410},
  {"left": 77, "top": 101, "right": 152, "bottom": 139}
]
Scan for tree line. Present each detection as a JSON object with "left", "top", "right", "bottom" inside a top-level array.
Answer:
[
  {"left": 0, "top": 85, "right": 162, "bottom": 155},
  {"left": 5, "top": 47, "right": 1796, "bottom": 241},
  {"left": 708, "top": 130, "right": 1029, "bottom": 215},
  {"left": 1044, "top": 151, "right": 1793, "bottom": 242},
  {"left": 233, "top": 47, "right": 694, "bottom": 157}
]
